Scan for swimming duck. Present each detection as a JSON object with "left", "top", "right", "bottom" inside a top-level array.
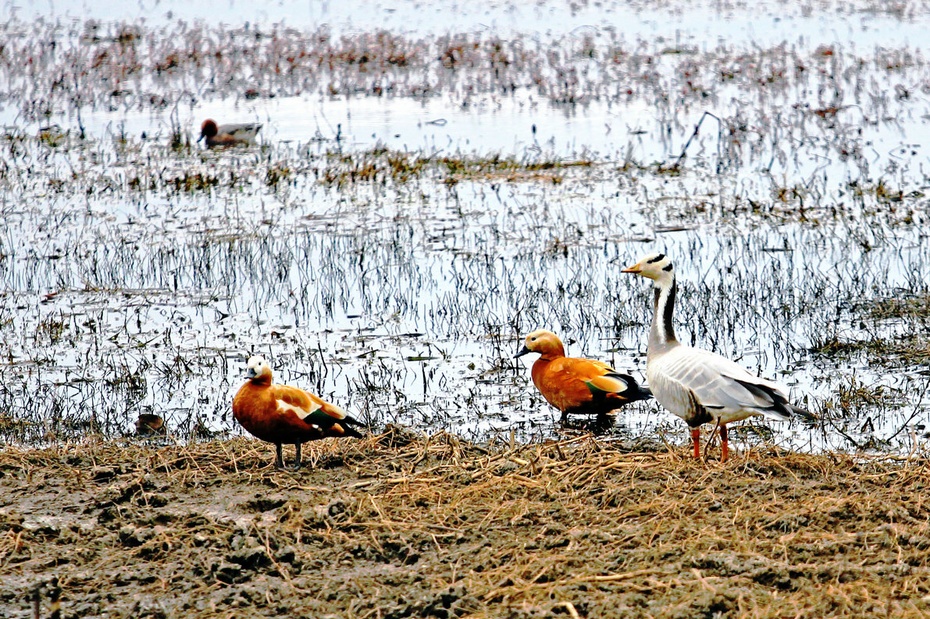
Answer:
[{"left": 198, "top": 119, "right": 262, "bottom": 148}]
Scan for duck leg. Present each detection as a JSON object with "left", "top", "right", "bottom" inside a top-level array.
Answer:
[
  {"left": 691, "top": 427, "right": 701, "bottom": 459},
  {"left": 292, "top": 443, "right": 303, "bottom": 471},
  {"left": 274, "top": 443, "right": 286, "bottom": 469}
]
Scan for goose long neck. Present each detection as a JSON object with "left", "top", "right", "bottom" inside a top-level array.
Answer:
[{"left": 649, "top": 276, "right": 679, "bottom": 355}]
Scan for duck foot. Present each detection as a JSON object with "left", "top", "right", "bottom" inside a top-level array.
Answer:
[{"left": 274, "top": 444, "right": 303, "bottom": 471}]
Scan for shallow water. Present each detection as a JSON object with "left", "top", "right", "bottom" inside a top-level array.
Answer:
[{"left": 1, "top": 0, "right": 928, "bottom": 455}]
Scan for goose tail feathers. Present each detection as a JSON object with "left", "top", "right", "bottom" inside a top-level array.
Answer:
[
  {"left": 786, "top": 402, "right": 816, "bottom": 421},
  {"left": 732, "top": 378, "right": 814, "bottom": 421}
]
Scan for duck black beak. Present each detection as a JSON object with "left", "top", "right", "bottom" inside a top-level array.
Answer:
[{"left": 514, "top": 345, "right": 532, "bottom": 359}]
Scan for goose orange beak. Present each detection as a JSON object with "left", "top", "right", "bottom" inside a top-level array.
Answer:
[{"left": 621, "top": 262, "right": 642, "bottom": 274}]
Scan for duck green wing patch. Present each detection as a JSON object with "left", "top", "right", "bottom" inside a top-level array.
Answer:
[{"left": 585, "top": 373, "right": 631, "bottom": 396}]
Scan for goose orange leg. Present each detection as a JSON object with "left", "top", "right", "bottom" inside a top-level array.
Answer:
[
  {"left": 720, "top": 424, "right": 729, "bottom": 463},
  {"left": 691, "top": 427, "right": 701, "bottom": 459}
]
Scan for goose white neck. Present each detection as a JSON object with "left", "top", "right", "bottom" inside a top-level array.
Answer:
[{"left": 649, "top": 273, "right": 679, "bottom": 354}]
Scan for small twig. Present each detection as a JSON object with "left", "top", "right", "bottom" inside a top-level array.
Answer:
[
  {"left": 49, "top": 577, "right": 61, "bottom": 619},
  {"left": 32, "top": 583, "right": 40, "bottom": 619},
  {"left": 317, "top": 341, "right": 329, "bottom": 377},
  {"left": 884, "top": 377, "right": 930, "bottom": 444},
  {"left": 673, "top": 111, "right": 721, "bottom": 170},
  {"left": 574, "top": 568, "right": 660, "bottom": 583}
]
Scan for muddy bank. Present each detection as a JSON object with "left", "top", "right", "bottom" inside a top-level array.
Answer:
[{"left": 1, "top": 429, "right": 929, "bottom": 618}]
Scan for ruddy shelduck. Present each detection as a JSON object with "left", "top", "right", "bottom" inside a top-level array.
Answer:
[
  {"left": 622, "top": 252, "right": 813, "bottom": 462},
  {"left": 135, "top": 414, "right": 165, "bottom": 436},
  {"left": 232, "top": 355, "right": 365, "bottom": 470},
  {"left": 198, "top": 119, "right": 262, "bottom": 148},
  {"left": 515, "top": 329, "right": 652, "bottom": 417}
]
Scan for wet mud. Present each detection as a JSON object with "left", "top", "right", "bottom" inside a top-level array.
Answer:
[{"left": 2, "top": 430, "right": 929, "bottom": 618}]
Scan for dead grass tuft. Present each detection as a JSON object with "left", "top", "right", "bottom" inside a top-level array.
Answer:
[{"left": 812, "top": 334, "right": 930, "bottom": 367}]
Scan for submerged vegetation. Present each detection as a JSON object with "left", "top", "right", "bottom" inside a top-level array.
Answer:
[
  {"left": 812, "top": 335, "right": 930, "bottom": 367},
  {"left": 315, "top": 148, "right": 593, "bottom": 188}
]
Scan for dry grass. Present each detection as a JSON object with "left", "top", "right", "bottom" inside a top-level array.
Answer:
[{"left": 2, "top": 428, "right": 930, "bottom": 617}]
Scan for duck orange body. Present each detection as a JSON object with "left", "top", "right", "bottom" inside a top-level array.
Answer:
[
  {"left": 516, "top": 330, "right": 651, "bottom": 416},
  {"left": 232, "top": 356, "right": 365, "bottom": 469},
  {"left": 199, "top": 119, "right": 262, "bottom": 148}
]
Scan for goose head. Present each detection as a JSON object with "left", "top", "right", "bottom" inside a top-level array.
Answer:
[
  {"left": 515, "top": 329, "right": 565, "bottom": 359},
  {"left": 245, "top": 355, "right": 274, "bottom": 384},
  {"left": 622, "top": 252, "right": 675, "bottom": 284}
]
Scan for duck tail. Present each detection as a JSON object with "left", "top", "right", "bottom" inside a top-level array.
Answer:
[
  {"left": 613, "top": 373, "right": 653, "bottom": 403},
  {"left": 339, "top": 414, "right": 368, "bottom": 438},
  {"left": 637, "top": 384, "right": 653, "bottom": 401}
]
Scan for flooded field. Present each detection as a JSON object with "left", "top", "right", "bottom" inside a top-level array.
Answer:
[
  {"left": 3, "top": 1, "right": 930, "bottom": 617},
  {"left": 1, "top": 0, "right": 930, "bottom": 457}
]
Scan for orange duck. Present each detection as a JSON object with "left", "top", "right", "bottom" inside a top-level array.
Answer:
[
  {"left": 232, "top": 355, "right": 365, "bottom": 469},
  {"left": 198, "top": 119, "right": 262, "bottom": 148},
  {"left": 515, "top": 329, "right": 651, "bottom": 417}
]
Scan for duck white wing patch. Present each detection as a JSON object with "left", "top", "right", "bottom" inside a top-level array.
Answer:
[{"left": 276, "top": 399, "right": 322, "bottom": 420}]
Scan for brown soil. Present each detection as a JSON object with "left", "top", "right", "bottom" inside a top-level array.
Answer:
[{"left": 2, "top": 428, "right": 929, "bottom": 618}]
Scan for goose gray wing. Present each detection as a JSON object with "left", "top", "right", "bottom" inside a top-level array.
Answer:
[{"left": 648, "top": 345, "right": 794, "bottom": 424}]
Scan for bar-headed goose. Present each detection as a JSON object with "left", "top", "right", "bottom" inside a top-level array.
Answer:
[
  {"left": 622, "top": 253, "right": 811, "bottom": 461},
  {"left": 516, "top": 329, "right": 652, "bottom": 417}
]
